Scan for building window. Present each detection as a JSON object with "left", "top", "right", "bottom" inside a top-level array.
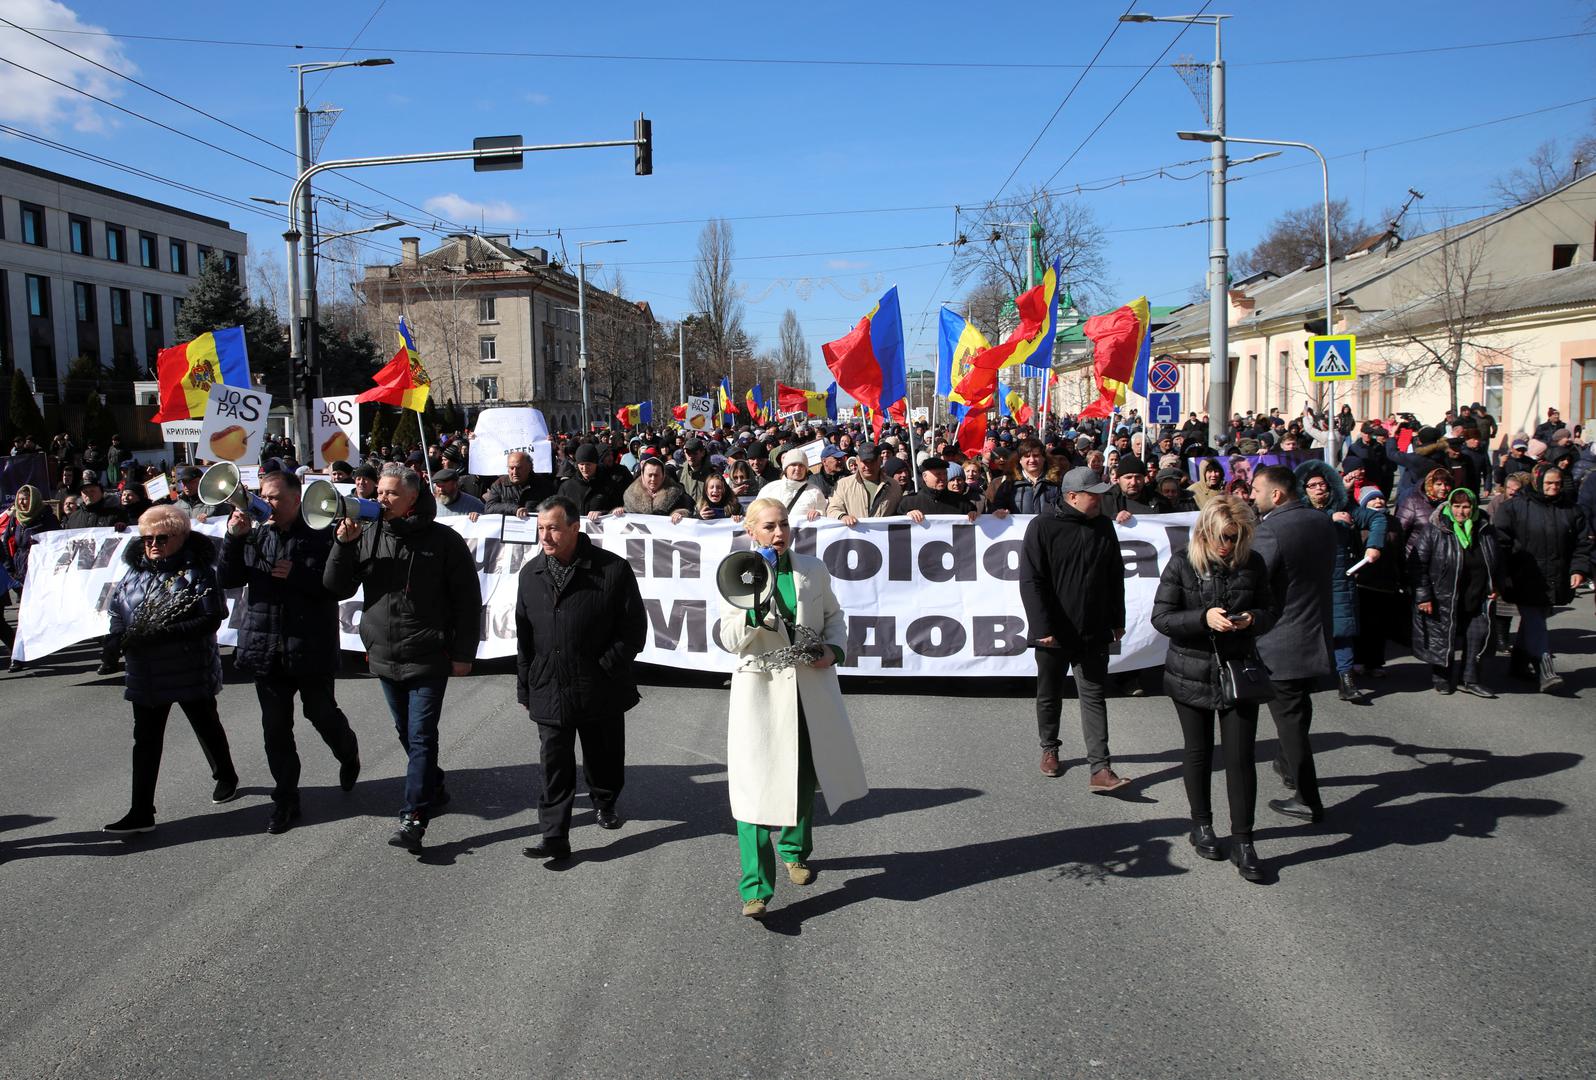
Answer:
[
  {"left": 1483, "top": 365, "right": 1504, "bottom": 419},
  {"left": 172, "top": 297, "right": 184, "bottom": 325},
  {"left": 139, "top": 232, "right": 159, "bottom": 269},
  {"left": 197, "top": 246, "right": 211, "bottom": 273},
  {"left": 20, "top": 204, "right": 46, "bottom": 247},
  {"left": 168, "top": 239, "right": 187, "bottom": 274},
  {"left": 222, "top": 251, "right": 239, "bottom": 278},
  {"left": 1277, "top": 350, "right": 1291, "bottom": 410},
  {"left": 74, "top": 282, "right": 96, "bottom": 323},
  {"left": 478, "top": 375, "right": 500, "bottom": 401},
  {"left": 478, "top": 296, "right": 497, "bottom": 323},
  {"left": 25, "top": 274, "right": 49, "bottom": 317},
  {"left": 143, "top": 292, "right": 161, "bottom": 331},
  {"left": 110, "top": 288, "right": 129, "bottom": 327},
  {"left": 106, "top": 225, "right": 126, "bottom": 263},
  {"left": 1577, "top": 358, "right": 1596, "bottom": 427},
  {"left": 1552, "top": 244, "right": 1577, "bottom": 271},
  {"left": 69, "top": 216, "right": 92, "bottom": 256},
  {"left": 479, "top": 335, "right": 498, "bottom": 363}
]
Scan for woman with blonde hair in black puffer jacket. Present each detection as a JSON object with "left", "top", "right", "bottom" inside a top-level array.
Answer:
[{"left": 1151, "top": 496, "right": 1277, "bottom": 883}]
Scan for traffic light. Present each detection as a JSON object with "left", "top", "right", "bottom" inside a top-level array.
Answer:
[{"left": 634, "top": 115, "right": 652, "bottom": 176}]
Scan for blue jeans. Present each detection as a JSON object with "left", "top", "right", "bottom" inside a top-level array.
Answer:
[
  {"left": 1517, "top": 606, "right": 1551, "bottom": 656},
  {"left": 1334, "top": 636, "right": 1356, "bottom": 675},
  {"left": 379, "top": 675, "right": 447, "bottom": 817}
]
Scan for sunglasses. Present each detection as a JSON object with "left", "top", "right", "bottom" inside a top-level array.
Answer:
[
  {"left": 1218, "top": 532, "right": 1241, "bottom": 544},
  {"left": 141, "top": 533, "right": 174, "bottom": 546}
]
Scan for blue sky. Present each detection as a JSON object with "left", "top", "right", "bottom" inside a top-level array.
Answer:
[{"left": 3, "top": 0, "right": 1593, "bottom": 389}]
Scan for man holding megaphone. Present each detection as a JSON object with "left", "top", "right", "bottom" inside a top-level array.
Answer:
[{"left": 219, "top": 469, "right": 361, "bottom": 835}]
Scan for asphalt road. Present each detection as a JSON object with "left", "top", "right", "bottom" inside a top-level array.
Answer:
[{"left": 2, "top": 605, "right": 1593, "bottom": 1079}]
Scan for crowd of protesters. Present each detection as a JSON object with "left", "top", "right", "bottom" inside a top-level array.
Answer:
[{"left": 1, "top": 396, "right": 1591, "bottom": 886}]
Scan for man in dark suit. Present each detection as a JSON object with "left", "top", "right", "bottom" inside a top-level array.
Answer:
[
  {"left": 1250, "top": 464, "right": 1336, "bottom": 822},
  {"left": 517, "top": 496, "right": 647, "bottom": 861}
]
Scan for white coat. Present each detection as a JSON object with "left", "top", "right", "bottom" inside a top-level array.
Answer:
[
  {"left": 756, "top": 476, "right": 829, "bottom": 521},
  {"left": 718, "top": 552, "right": 868, "bottom": 826}
]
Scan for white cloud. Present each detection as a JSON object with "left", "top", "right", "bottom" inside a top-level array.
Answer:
[
  {"left": 827, "top": 259, "right": 869, "bottom": 271},
  {"left": 523, "top": 91, "right": 551, "bottom": 106},
  {"left": 0, "top": 1, "right": 134, "bottom": 133},
  {"left": 423, "top": 192, "right": 519, "bottom": 225}
]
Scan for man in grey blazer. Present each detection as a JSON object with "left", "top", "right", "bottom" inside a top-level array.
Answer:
[{"left": 1250, "top": 465, "right": 1336, "bottom": 822}]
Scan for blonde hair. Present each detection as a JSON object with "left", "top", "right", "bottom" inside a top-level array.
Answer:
[
  {"left": 1187, "top": 495, "right": 1255, "bottom": 578},
  {"left": 743, "top": 497, "right": 788, "bottom": 526},
  {"left": 138, "top": 504, "right": 191, "bottom": 538}
]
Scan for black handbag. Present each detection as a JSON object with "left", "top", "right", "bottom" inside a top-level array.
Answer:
[{"left": 1213, "top": 635, "right": 1276, "bottom": 708}]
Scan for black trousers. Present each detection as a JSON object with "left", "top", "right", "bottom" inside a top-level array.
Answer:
[
  {"left": 1430, "top": 608, "right": 1491, "bottom": 685},
  {"left": 1266, "top": 677, "right": 1322, "bottom": 811},
  {"left": 1353, "top": 588, "right": 1402, "bottom": 669},
  {"left": 130, "top": 697, "right": 237, "bottom": 815},
  {"left": 1173, "top": 701, "right": 1259, "bottom": 837},
  {"left": 536, "top": 712, "right": 625, "bottom": 840},
  {"left": 256, "top": 672, "right": 359, "bottom": 806},
  {"left": 1034, "top": 647, "right": 1111, "bottom": 771}
]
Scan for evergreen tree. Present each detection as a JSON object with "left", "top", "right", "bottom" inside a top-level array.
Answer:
[
  {"left": 175, "top": 260, "right": 288, "bottom": 395},
  {"left": 79, "top": 391, "right": 119, "bottom": 446},
  {"left": 8, "top": 370, "right": 47, "bottom": 443},
  {"left": 391, "top": 407, "right": 420, "bottom": 451},
  {"left": 367, "top": 405, "right": 396, "bottom": 452}
]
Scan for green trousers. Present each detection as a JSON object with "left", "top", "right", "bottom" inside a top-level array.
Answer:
[{"left": 737, "top": 717, "right": 816, "bottom": 903}]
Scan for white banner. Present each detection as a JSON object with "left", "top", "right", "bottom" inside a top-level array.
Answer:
[
  {"left": 197, "top": 383, "right": 272, "bottom": 464},
  {"left": 16, "top": 514, "right": 1196, "bottom": 675},
  {"left": 311, "top": 395, "right": 360, "bottom": 469},
  {"left": 468, "top": 407, "right": 552, "bottom": 475}
]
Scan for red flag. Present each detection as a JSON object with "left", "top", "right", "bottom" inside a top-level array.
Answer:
[
  {"left": 888, "top": 398, "right": 906, "bottom": 424},
  {"left": 671, "top": 403, "right": 688, "bottom": 421},
  {"left": 957, "top": 410, "right": 987, "bottom": 457}
]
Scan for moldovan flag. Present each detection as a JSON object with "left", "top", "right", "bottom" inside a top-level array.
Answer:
[
  {"left": 822, "top": 286, "right": 907, "bottom": 435},
  {"left": 358, "top": 317, "right": 431, "bottom": 411},
  {"left": 151, "top": 326, "right": 251, "bottom": 423},
  {"left": 717, "top": 377, "right": 738, "bottom": 422},
  {"left": 950, "top": 261, "right": 1061, "bottom": 402},
  {"left": 937, "top": 307, "right": 991, "bottom": 407},
  {"left": 745, "top": 384, "right": 767, "bottom": 424},
  {"left": 615, "top": 402, "right": 653, "bottom": 427},
  {"left": 1000, "top": 383, "right": 1032, "bottom": 425},
  {"left": 1079, "top": 297, "right": 1150, "bottom": 419},
  {"left": 776, "top": 381, "right": 830, "bottom": 420}
]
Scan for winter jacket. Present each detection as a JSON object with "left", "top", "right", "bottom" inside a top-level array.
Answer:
[
  {"left": 1295, "top": 460, "right": 1387, "bottom": 638},
  {"left": 1151, "top": 548, "right": 1277, "bottom": 710},
  {"left": 435, "top": 490, "right": 485, "bottom": 517},
  {"left": 991, "top": 473, "right": 1061, "bottom": 516},
  {"left": 1494, "top": 451, "right": 1536, "bottom": 487},
  {"left": 1492, "top": 473, "right": 1594, "bottom": 607},
  {"left": 107, "top": 531, "right": 225, "bottom": 706},
  {"left": 1101, "top": 485, "right": 1160, "bottom": 519},
  {"left": 218, "top": 515, "right": 342, "bottom": 677},
  {"left": 62, "top": 497, "right": 126, "bottom": 530},
  {"left": 621, "top": 477, "right": 694, "bottom": 516},
  {"left": 898, "top": 486, "right": 975, "bottom": 517},
  {"left": 1396, "top": 475, "right": 1450, "bottom": 557},
  {"left": 323, "top": 490, "right": 482, "bottom": 681},
  {"left": 1251, "top": 500, "right": 1336, "bottom": 681},
  {"left": 1390, "top": 440, "right": 1450, "bottom": 499},
  {"left": 514, "top": 533, "right": 647, "bottom": 727},
  {"left": 1341, "top": 437, "right": 1396, "bottom": 495},
  {"left": 557, "top": 472, "right": 621, "bottom": 516},
  {"left": 1019, "top": 503, "right": 1126, "bottom": 653},
  {"left": 482, "top": 475, "right": 557, "bottom": 516},
  {"left": 825, "top": 473, "right": 903, "bottom": 520},
  {"left": 1, "top": 504, "right": 59, "bottom": 587},
  {"left": 1407, "top": 505, "right": 1501, "bottom": 667}
]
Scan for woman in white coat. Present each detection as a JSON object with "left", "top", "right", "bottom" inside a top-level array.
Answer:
[
  {"left": 754, "top": 448, "right": 829, "bottom": 522},
  {"left": 718, "top": 497, "right": 868, "bottom": 918}
]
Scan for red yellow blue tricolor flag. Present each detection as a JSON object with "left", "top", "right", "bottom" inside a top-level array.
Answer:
[
  {"left": 151, "top": 326, "right": 251, "bottom": 423},
  {"left": 358, "top": 317, "right": 432, "bottom": 411}
]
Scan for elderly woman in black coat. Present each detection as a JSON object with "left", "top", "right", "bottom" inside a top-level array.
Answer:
[
  {"left": 1492, "top": 463, "right": 1593, "bottom": 692},
  {"left": 1151, "top": 495, "right": 1277, "bottom": 883},
  {"left": 1408, "top": 488, "right": 1502, "bottom": 698},
  {"left": 102, "top": 505, "right": 238, "bottom": 835}
]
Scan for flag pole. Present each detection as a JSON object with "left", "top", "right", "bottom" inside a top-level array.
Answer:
[{"left": 415, "top": 407, "right": 434, "bottom": 487}]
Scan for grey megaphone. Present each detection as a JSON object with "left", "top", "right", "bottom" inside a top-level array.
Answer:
[
  {"left": 301, "top": 479, "right": 381, "bottom": 531},
  {"left": 197, "top": 462, "right": 272, "bottom": 522},
  {"left": 715, "top": 550, "right": 777, "bottom": 611}
]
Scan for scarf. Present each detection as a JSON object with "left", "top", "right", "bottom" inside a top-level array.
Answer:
[
  {"left": 13, "top": 485, "right": 43, "bottom": 525},
  {"left": 545, "top": 554, "right": 576, "bottom": 594},
  {"left": 1442, "top": 489, "right": 1477, "bottom": 549}
]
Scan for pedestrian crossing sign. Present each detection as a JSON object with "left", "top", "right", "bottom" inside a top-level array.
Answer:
[{"left": 1309, "top": 335, "right": 1356, "bottom": 382}]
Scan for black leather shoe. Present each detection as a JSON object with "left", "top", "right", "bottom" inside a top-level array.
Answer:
[
  {"left": 523, "top": 836, "right": 571, "bottom": 860},
  {"left": 595, "top": 807, "right": 623, "bottom": 830},
  {"left": 266, "top": 803, "right": 301, "bottom": 835},
  {"left": 388, "top": 813, "right": 425, "bottom": 852},
  {"left": 339, "top": 756, "right": 361, "bottom": 792},
  {"left": 211, "top": 779, "right": 240, "bottom": 804},
  {"left": 1338, "top": 673, "right": 1369, "bottom": 702},
  {"left": 1433, "top": 677, "right": 1455, "bottom": 695},
  {"left": 1271, "top": 757, "right": 1297, "bottom": 791},
  {"left": 1230, "top": 839, "right": 1264, "bottom": 882},
  {"left": 1268, "top": 796, "right": 1322, "bottom": 823},
  {"left": 103, "top": 810, "right": 155, "bottom": 835},
  {"left": 1457, "top": 682, "right": 1496, "bottom": 699},
  {"left": 1188, "top": 824, "right": 1223, "bottom": 860}
]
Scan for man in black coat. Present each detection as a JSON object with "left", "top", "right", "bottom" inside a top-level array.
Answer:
[
  {"left": 557, "top": 442, "right": 622, "bottom": 520},
  {"left": 481, "top": 450, "right": 557, "bottom": 519},
  {"left": 325, "top": 465, "right": 482, "bottom": 851},
  {"left": 62, "top": 476, "right": 127, "bottom": 530},
  {"left": 220, "top": 469, "right": 360, "bottom": 835},
  {"left": 1018, "top": 467, "right": 1130, "bottom": 793},
  {"left": 517, "top": 496, "right": 647, "bottom": 861},
  {"left": 1101, "top": 456, "right": 1159, "bottom": 523},
  {"left": 1249, "top": 464, "right": 1336, "bottom": 822},
  {"left": 899, "top": 458, "right": 979, "bottom": 522}
]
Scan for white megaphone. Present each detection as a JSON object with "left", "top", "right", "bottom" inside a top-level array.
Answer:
[
  {"left": 197, "top": 462, "right": 272, "bottom": 522},
  {"left": 301, "top": 478, "right": 382, "bottom": 531},
  {"left": 715, "top": 549, "right": 777, "bottom": 611}
]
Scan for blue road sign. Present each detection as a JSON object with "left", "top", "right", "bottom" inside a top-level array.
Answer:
[
  {"left": 1148, "top": 359, "right": 1180, "bottom": 393},
  {"left": 1309, "top": 335, "right": 1356, "bottom": 381},
  {"left": 1149, "top": 391, "right": 1181, "bottom": 425}
]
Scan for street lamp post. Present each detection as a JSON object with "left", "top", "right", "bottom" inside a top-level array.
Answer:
[
  {"left": 1123, "top": 12, "right": 1230, "bottom": 447},
  {"left": 577, "top": 238, "right": 627, "bottom": 432},
  {"left": 1178, "top": 130, "right": 1338, "bottom": 465}
]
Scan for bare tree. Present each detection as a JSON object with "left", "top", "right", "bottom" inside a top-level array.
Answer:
[
  {"left": 960, "top": 272, "right": 1012, "bottom": 342},
  {"left": 1490, "top": 120, "right": 1596, "bottom": 206},
  {"left": 1380, "top": 226, "right": 1518, "bottom": 415},
  {"left": 690, "top": 219, "right": 748, "bottom": 375},
  {"left": 585, "top": 278, "right": 653, "bottom": 417},
  {"left": 952, "top": 184, "right": 1108, "bottom": 308},
  {"left": 1230, "top": 198, "right": 1370, "bottom": 279},
  {"left": 248, "top": 249, "right": 288, "bottom": 317},
  {"left": 777, "top": 309, "right": 809, "bottom": 386}
]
